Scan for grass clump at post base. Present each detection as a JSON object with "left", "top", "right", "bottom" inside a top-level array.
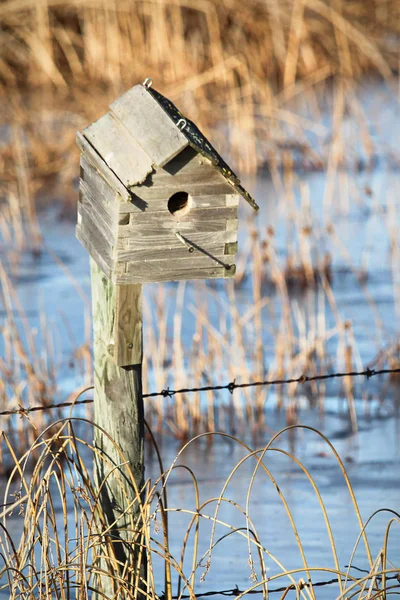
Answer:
[{"left": 1, "top": 420, "right": 399, "bottom": 599}]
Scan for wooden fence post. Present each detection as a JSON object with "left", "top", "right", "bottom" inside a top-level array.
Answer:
[{"left": 90, "top": 259, "right": 145, "bottom": 598}]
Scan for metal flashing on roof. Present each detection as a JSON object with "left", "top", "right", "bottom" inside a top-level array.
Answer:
[{"left": 145, "top": 85, "right": 259, "bottom": 211}]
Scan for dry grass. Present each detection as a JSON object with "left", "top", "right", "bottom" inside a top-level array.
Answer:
[
  {"left": 0, "top": 0, "right": 398, "bottom": 90},
  {"left": 0, "top": 0, "right": 399, "bottom": 226},
  {"left": 1, "top": 420, "right": 399, "bottom": 599}
]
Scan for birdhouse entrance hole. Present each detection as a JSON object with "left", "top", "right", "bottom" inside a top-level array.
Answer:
[{"left": 168, "top": 191, "right": 192, "bottom": 218}]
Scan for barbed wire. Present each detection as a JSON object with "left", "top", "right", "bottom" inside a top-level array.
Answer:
[
  {"left": 0, "top": 398, "right": 93, "bottom": 417},
  {"left": 144, "top": 366, "right": 400, "bottom": 398},
  {"left": 0, "top": 366, "right": 399, "bottom": 418},
  {"left": 159, "top": 572, "right": 400, "bottom": 598}
]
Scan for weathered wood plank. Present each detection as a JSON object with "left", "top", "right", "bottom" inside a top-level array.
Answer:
[
  {"left": 118, "top": 219, "right": 227, "bottom": 238},
  {"left": 81, "top": 154, "right": 121, "bottom": 208},
  {"left": 78, "top": 199, "right": 115, "bottom": 256},
  {"left": 84, "top": 111, "right": 154, "bottom": 187},
  {"left": 76, "top": 225, "right": 113, "bottom": 279},
  {"left": 76, "top": 131, "right": 130, "bottom": 201},
  {"left": 119, "top": 193, "right": 239, "bottom": 214},
  {"left": 119, "top": 206, "right": 237, "bottom": 229},
  {"left": 79, "top": 179, "right": 117, "bottom": 236},
  {"left": 117, "top": 229, "right": 237, "bottom": 251},
  {"left": 153, "top": 154, "right": 230, "bottom": 186},
  {"left": 110, "top": 85, "right": 188, "bottom": 168},
  {"left": 129, "top": 181, "right": 235, "bottom": 203},
  {"left": 90, "top": 259, "right": 145, "bottom": 596},
  {"left": 131, "top": 150, "right": 235, "bottom": 200},
  {"left": 126, "top": 147, "right": 235, "bottom": 198},
  {"left": 117, "top": 243, "right": 229, "bottom": 263},
  {"left": 77, "top": 203, "right": 115, "bottom": 266},
  {"left": 124, "top": 254, "right": 234, "bottom": 277},
  {"left": 153, "top": 166, "right": 227, "bottom": 187},
  {"left": 118, "top": 218, "right": 237, "bottom": 236},
  {"left": 127, "top": 254, "right": 232, "bottom": 269},
  {"left": 116, "top": 264, "right": 235, "bottom": 284},
  {"left": 114, "top": 284, "right": 143, "bottom": 367}
]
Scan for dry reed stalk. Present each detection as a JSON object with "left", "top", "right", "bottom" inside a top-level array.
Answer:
[
  {"left": 322, "top": 80, "right": 346, "bottom": 213},
  {"left": 267, "top": 238, "right": 295, "bottom": 349},
  {"left": 226, "top": 283, "right": 250, "bottom": 429},
  {"left": 2, "top": 421, "right": 398, "bottom": 599},
  {"left": 190, "top": 289, "right": 207, "bottom": 432},
  {"left": 326, "top": 223, "right": 387, "bottom": 343},
  {"left": 283, "top": 0, "right": 306, "bottom": 89},
  {"left": 343, "top": 335, "right": 357, "bottom": 433},
  {"left": 250, "top": 226, "right": 265, "bottom": 425},
  {"left": 315, "top": 287, "right": 328, "bottom": 413},
  {"left": 298, "top": 182, "right": 315, "bottom": 286},
  {"left": 172, "top": 281, "right": 189, "bottom": 440},
  {"left": 10, "top": 126, "right": 42, "bottom": 252},
  {"left": 4, "top": 189, "right": 24, "bottom": 251},
  {"left": 143, "top": 287, "right": 169, "bottom": 433},
  {"left": 386, "top": 192, "right": 400, "bottom": 325}
]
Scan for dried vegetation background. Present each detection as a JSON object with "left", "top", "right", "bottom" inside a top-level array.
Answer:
[
  {"left": 0, "top": 0, "right": 399, "bottom": 216},
  {"left": 0, "top": 0, "right": 400, "bottom": 447}
]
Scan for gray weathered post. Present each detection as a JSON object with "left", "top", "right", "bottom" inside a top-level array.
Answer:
[
  {"left": 90, "top": 260, "right": 144, "bottom": 597},
  {"left": 76, "top": 78, "right": 258, "bottom": 598}
]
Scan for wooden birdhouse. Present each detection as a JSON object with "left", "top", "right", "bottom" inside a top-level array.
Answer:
[{"left": 76, "top": 79, "right": 258, "bottom": 285}]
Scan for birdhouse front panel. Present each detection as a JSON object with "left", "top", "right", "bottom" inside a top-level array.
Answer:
[
  {"left": 114, "top": 146, "right": 240, "bottom": 284},
  {"left": 76, "top": 82, "right": 258, "bottom": 285}
]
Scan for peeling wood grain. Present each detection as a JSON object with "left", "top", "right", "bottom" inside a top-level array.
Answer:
[{"left": 126, "top": 147, "right": 234, "bottom": 200}]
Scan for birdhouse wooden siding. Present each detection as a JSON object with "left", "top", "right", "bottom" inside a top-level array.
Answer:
[{"left": 76, "top": 83, "right": 258, "bottom": 285}]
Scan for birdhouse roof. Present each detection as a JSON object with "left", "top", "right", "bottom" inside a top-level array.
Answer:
[{"left": 80, "top": 82, "right": 258, "bottom": 211}]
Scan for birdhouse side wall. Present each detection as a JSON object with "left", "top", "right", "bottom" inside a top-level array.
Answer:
[
  {"left": 114, "top": 148, "right": 239, "bottom": 284},
  {"left": 76, "top": 152, "right": 120, "bottom": 280}
]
